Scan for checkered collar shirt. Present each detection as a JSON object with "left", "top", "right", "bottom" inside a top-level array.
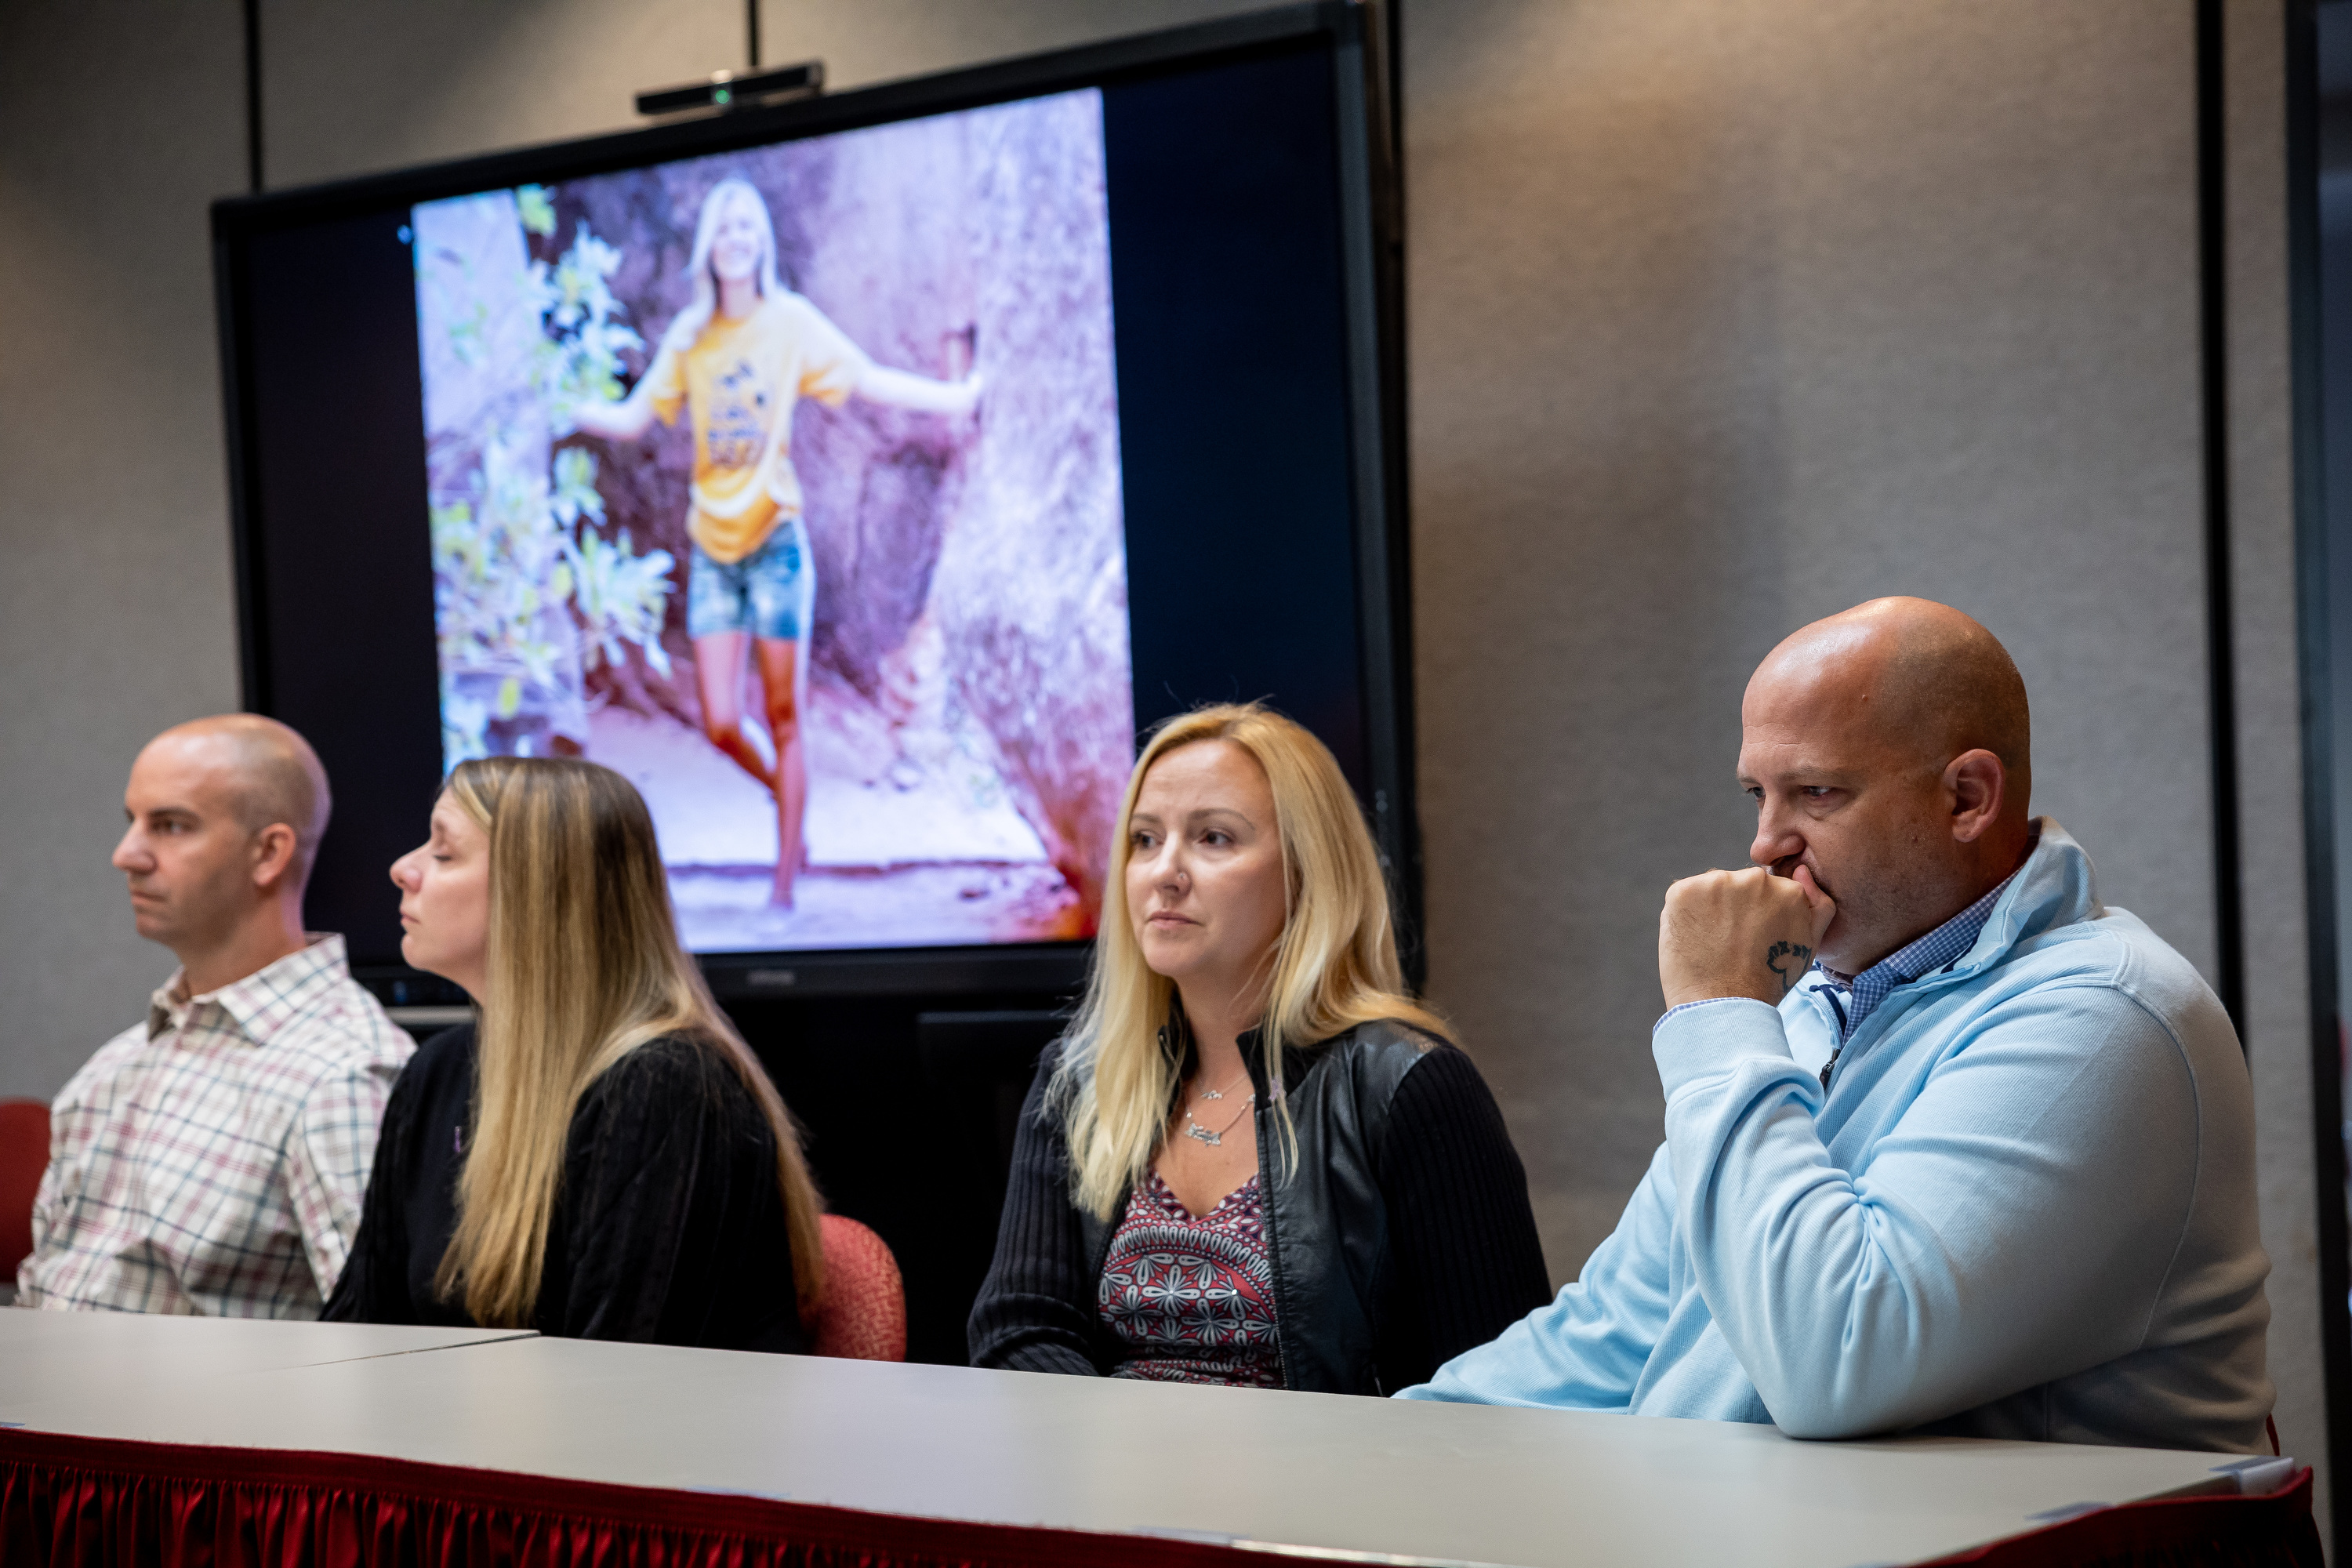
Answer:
[
  {"left": 17, "top": 934, "right": 412, "bottom": 1317},
  {"left": 1806, "top": 870, "right": 2020, "bottom": 1051}
]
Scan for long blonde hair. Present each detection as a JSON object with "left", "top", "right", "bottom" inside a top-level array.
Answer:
[
  {"left": 1050, "top": 704, "right": 1446, "bottom": 1219},
  {"left": 434, "top": 757, "right": 826, "bottom": 1326},
  {"left": 663, "top": 176, "right": 782, "bottom": 353}
]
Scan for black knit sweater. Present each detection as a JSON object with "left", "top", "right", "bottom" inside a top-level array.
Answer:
[
  {"left": 968, "top": 1027, "right": 1552, "bottom": 1392},
  {"left": 324, "top": 1024, "right": 805, "bottom": 1352}
]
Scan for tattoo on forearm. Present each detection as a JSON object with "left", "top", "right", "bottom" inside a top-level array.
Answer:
[{"left": 1765, "top": 941, "right": 1813, "bottom": 996}]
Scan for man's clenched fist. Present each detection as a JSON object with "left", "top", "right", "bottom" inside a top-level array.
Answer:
[{"left": 1659, "top": 865, "right": 1838, "bottom": 1011}]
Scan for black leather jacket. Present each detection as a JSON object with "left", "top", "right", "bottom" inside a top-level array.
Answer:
[{"left": 968, "top": 1018, "right": 1552, "bottom": 1394}]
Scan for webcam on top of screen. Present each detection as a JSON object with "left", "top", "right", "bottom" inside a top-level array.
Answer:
[{"left": 636, "top": 60, "right": 826, "bottom": 118}]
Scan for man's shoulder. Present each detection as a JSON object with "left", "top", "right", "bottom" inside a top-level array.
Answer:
[
  {"left": 53, "top": 1015, "right": 170, "bottom": 1106},
  {"left": 2001, "top": 903, "right": 2212, "bottom": 998},
  {"left": 249, "top": 971, "right": 416, "bottom": 1079},
  {"left": 1970, "top": 905, "right": 2234, "bottom": 1055},
  {"left": 1980, "top": 823, "right": 2225, "bottom": 1029}
]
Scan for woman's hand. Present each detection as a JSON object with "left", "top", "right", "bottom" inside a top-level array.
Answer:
[{"left": 566, "top": 389, "right": 655, "bottom": 443}]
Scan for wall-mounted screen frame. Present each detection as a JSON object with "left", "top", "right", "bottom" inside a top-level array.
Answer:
[{"left": 212, "top": 2, "right": 1420, "bottom": 1004}]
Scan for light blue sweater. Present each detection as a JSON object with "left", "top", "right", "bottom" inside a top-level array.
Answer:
[{"left": 1401, "top": 821, "right": 2274, "bottom": 1452}]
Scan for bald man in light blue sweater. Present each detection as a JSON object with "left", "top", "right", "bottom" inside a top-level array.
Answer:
[{"left": 1404, "top": 598, "right": 2272, "bottom": 1453}]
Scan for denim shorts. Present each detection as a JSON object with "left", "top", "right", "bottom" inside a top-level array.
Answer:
[{"left": 685, "top": 520, "right": 814, "bottom": 642}]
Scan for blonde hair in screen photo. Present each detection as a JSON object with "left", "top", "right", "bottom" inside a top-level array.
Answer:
[{"left": 662, "top": 175, "right": 784, "bottom": 354}]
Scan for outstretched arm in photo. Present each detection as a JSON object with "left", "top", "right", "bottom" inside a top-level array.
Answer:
[
  {"left": 855, "top": 362, "right": 983, "bottom": 417},
  {"left": 567, "top": 378, "right": 662, "bottom": 444}
]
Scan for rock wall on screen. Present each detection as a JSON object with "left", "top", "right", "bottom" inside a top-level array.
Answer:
[{"left": 543, "top": 90, "right": 1131, "bottom": 907}]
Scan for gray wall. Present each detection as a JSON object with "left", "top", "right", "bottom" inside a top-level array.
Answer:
[
  {"left": 1410, "top": 0, "right": 2220, "bottom": 1269},
  {"left": 0, "top": 1, "right": 246, "bottom": 1095},
  {"left": 0, "top": 0, "right": 2329, "bottom": 1527}
]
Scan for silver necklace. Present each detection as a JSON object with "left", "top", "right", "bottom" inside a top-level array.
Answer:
[
  {"left": 1182, "top": 1090, "right": 1256, "bottom": 1146},
  {"left": 1194, "top": 1069, "right": 1249, "bottom": 1103}
]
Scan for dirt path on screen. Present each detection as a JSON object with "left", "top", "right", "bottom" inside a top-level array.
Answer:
[{"left": 587, "top": 677, "right": 1082, "bottom": 949}]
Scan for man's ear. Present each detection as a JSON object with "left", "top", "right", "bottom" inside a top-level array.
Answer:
[
  {"left": 250, "top": 823, "right": 300, "bottom": 893},
  {"left": 1945, "top": 750, "right": 2005, "bottom": 844}
]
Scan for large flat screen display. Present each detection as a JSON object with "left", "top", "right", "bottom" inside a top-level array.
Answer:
[
  {"left": 411, "top": 92, "right": 1129, "bottom": 953},
  {"left": 216, "top": 4, "right": 1413, "bottom": 994}
]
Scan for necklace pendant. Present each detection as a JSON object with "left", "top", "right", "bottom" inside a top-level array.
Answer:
[
  {"left": 1184, "top": 1122, "right": 1221, "bottom": 1146},
  {"left": 1197, "top": 1087, "right": 1225, "bottom": 1101}
]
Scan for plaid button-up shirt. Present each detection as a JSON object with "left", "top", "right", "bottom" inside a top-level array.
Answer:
[{"left": 16, "top": 934, "right": 413, "bottom": 1316}]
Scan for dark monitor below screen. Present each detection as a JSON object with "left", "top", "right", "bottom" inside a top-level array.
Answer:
[{"left": 220, "top": 8, "right": 1406, "bottom": 995}]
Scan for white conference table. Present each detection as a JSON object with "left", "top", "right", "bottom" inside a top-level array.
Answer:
[
  {"left": 0, "top": 1309, "right": 527, "bottom": 1410},
  {"left": 0, "top": 1312, "right": 2274, "bottom": 1567}
]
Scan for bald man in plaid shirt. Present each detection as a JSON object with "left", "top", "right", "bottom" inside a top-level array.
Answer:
[{"left": 16, "top": 717, "right": 412, "bottom": 1316}]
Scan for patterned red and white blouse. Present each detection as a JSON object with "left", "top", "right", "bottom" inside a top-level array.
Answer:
[{"left": 1098, "top": 1170, "right": 1283, "bottom": 1388}]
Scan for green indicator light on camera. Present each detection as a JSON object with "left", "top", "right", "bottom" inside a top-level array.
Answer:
[{"left": 713, "top": 87, "right": 732, "bottom": 106}]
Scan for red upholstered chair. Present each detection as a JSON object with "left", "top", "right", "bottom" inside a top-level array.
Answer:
[
  {"left": 0, "top": 1098, "right": 52, "bottom": 1279},
  {"left": 808, "top": 1214, "right": 906, "bottom": 1361}
]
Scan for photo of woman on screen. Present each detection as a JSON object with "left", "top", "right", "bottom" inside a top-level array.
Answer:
[{"left": 568, "top": 176, "right": 982, "bottom": 906}]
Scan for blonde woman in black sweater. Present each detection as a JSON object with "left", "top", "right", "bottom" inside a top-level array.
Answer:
[
  {"left": 969, "top": 704, "right": 1548, "bottom": 1393},
  {"left": 327, "top": 757, "right": 824, "bottom": 1348}
]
